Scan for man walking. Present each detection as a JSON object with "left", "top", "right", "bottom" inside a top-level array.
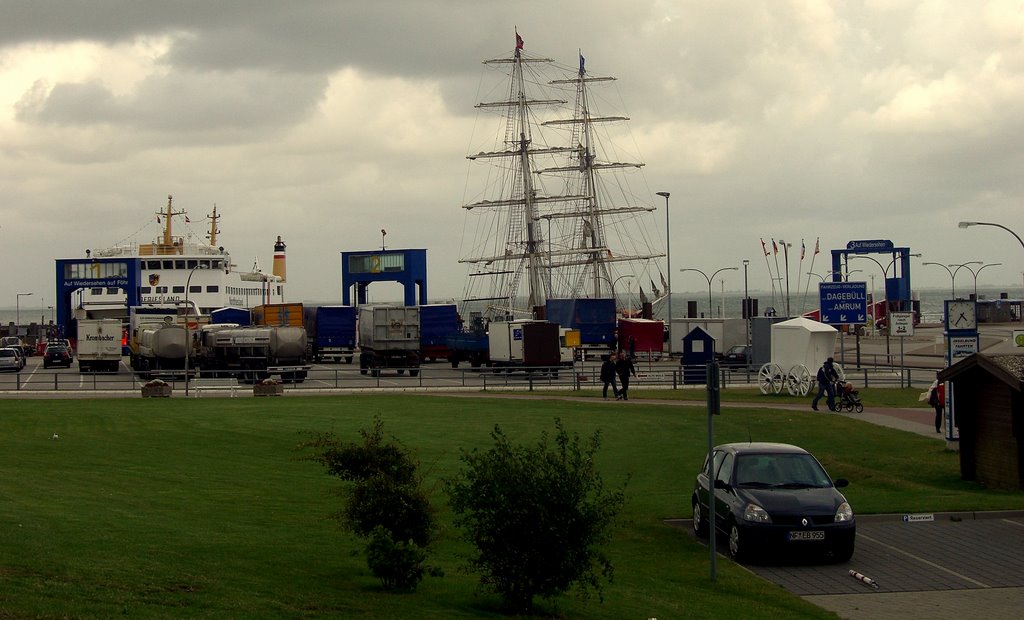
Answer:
[
  {"left": 600, "top": 354, "right": 619, "bottom": 400},
  {"left": 811, "top": 357, "right": 839, "bottom": 411},
  {"left": 615, "top": 352, "right": 637, "bottom": 401}
]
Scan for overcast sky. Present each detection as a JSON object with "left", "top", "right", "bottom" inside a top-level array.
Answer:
[{"left": 2, "top": 0, "right": 1023, "bottom": 309}]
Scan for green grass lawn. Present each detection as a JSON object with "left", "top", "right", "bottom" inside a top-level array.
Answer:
[{"left": 1, "top": 393, "right": 1020, "bottom": 618}]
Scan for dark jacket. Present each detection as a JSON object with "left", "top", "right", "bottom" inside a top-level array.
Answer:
[
  {"left": 615, "top": 357, "right": 636, "bottom": 380},
  {"left": 600, "top": 359, "right": 617, "bottom": 382},
  {"left": 816, "top": 360, "right": 838, "bottom": 383}
]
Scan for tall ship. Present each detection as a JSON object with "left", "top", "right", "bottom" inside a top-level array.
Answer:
[
  {"left": 458, "top": 33, "right": 668, "bottom": 322},
  {"left": 78, "top": 195, "right": 287, "bottom": 319}
]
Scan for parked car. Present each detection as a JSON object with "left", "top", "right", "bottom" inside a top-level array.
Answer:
[
  {"left": 692, "top": 442, "right": 855, "bottom": 563},
  {"left": 43, "top": 345, "right": 74, "bottom": 369},
  {"left": 0, "top": 347, "right": 21, "bottom": 372},
  {"left": 0, "top": 336, "right": 31, "bottom": 357},
  {"left": 718, "top": 344, "right": 751, "bottom": 369}
]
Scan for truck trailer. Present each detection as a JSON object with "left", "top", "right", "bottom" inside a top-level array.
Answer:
[
  {"left": 76, "top": 318, "right": 123, "bottom": 373},
  {"left": 303, "top": 305, "right": 357, "bottom": 364},
  {"left": 357, "top": 306, "right": 421, "bottom": 377},
  {"left": 488, "top": 319, "right": 561, "bottom": 373}
]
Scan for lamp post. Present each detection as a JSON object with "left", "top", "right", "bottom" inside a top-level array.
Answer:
[
  {"left": 949, "top": 262, "right": 983, "bottom": 299},
  {"left": 957, "top": 262, "right": 1001, "bottom": 299},
  {"left": 656, "top": 192, "right": 671, "bottom": 327},
  {"left": 183, "top": 265, "right": 206, "bottom": 397},
  {"left": 680, "top": 267, "right": 738, "bottom": 318},
  {"left": 611, "top": 275, "right": 634, "bottom": 315},
  {"left": 16, "top": 292, "right": 33, "bottom": 328},
  {"left": 959, "top": 220, "right": 1024, "bottom": 299},
  {"left": 742, "top": 259, "right": 750, "bottom": 345},
  {"left": 922, "top": 262, "right": 955, "bottom": 298}
]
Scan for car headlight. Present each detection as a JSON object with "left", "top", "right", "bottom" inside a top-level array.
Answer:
[
  {"left": 834, "top": 502, "right": 854, "bottom": 522},
  {"left": 743, "top": 503, "right": 772, "bottom": 523}
]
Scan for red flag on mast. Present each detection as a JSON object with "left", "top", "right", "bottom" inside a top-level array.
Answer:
[
  {"left": 800, "top": 239, "right": 805, "bottom": 260},
  {"left": 772, "top": 239, "right": 778, "bottom": 255},
  {"left": 515, "top": 30, "right": 524, "bottom": 50},
  {"left": 760, "top": 238, "right": 768, "bottom": 256},
  {"left": 814, "top": 237, "right": 820, "bottom": 255}
]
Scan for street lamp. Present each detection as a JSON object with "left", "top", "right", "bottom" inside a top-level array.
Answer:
[
  {"left": 183, "top": 265, "right": 207, "bottom": 397},
  {"left": 680, "top": 267, "right": 738, "bottom": 318},
  {"left": 949, "top": 262, "right": 983, "bottom": 299},
  {"left": 959, "top": 262, "right": 1002, "bottom": 299},
  {"left": 16, "top": 292, "right": 33, "bottom": 327},
  {"left": 656, "top": 191, "right": 671, "bottom": 326},
  {"left": 612, "top": 275, "right": 634, "bottom": 314},
  {"left": 922, "top": 262, "right": 955, "bottom": 298},
  {"left": 742, "top": 259, "right": 750, "bottom": 344},
  {"left": 959, "top": 221, "right": 1024, "bottom": 252}
]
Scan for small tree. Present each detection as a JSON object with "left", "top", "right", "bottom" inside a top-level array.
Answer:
[
  {"left": 302, "top": 417, "right": 436, "bottom": 591},
  {"left": 446, "top": 419, "right": 627, "bottom": 614}
]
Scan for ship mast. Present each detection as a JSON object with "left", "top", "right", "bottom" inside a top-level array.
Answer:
[
  {"left": 206, "top": 204, "right": 221, "bottom": 247},
  {"left": 157, "top": 194, "right": 187, "bottom": 253}
]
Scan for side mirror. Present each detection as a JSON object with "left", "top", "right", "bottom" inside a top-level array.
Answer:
[
  {"left": 713, "top": 478, "right": 730, "bottom": 490},
  {"left": 833, "top": 478, "right": 849, "bottom": 488}
]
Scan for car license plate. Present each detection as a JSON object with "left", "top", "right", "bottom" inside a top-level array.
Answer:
[{"left": 788, "top": 530, "right": 825, "bottom": 541}]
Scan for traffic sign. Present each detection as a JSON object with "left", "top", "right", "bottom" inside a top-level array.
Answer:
[
  {"left": 819, "top": 281, "right": 868, "bottom": 325},
  {"left": 890, "top": 312, "right": 914, "bottom": 337}
]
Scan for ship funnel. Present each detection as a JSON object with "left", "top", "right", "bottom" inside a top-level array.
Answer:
[{"left": 273, "top": 236, "right": 287, "bottom": 283}]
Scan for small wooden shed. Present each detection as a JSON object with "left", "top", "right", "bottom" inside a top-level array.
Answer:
[{"left": 938, "top": 354, "right": 1024, "bottom": 490}]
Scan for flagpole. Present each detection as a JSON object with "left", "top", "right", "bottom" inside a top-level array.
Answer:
[
  {"left": 760, "top": 239, "right": 776, "bottom": 312},
  {"left": 771, "top": 239, "right": 783, "bottom": 309}
]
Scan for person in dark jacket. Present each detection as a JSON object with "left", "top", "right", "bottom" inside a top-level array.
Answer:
[
  {"left": 615, "top": 352, "right": 637, "bottom": 401},
  {"left": 811, "top": 357, "right": 839, "bottom": 411},
  {"left": 600, "top": 355, "right": 619, "bottom": 400}
]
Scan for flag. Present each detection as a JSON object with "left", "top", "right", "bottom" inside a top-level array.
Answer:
[
  {"left": 156, "top": 216, "right": 161, "bottom": 224},
  {"left": 772, "top": 238, "right": 778, "bottom": 255},
  {"left": 579, "top": 52, "right": 585, "bottom": 76},
  {"left": 814, "top": 237, "right": 820, "bottom": 256},
  {"left": 660, "top": 272, "right": 669, "bottom": 292},
  {"left": 760, "top": 238, "right": 768, "bottom": 256},
  {"left": 639, "top": 287, "right": 648, "bottom": 304},
  {"left": 185, "top": 215, "right": 191, "bottom": 223},
  {"left": 515, "top": 30, "right": 524, "bottom": 50},
  {"left": 800, "top": 239, "right": 805, "bottom": 260}
]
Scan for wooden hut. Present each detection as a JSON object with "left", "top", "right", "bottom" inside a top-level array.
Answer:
[{"left": 938, "top": 354, "right": 1024, "bottom": 490}]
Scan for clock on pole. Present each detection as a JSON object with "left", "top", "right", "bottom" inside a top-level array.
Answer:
[{"left": 945, "top": 300, "right": 977, "bottom": 332}]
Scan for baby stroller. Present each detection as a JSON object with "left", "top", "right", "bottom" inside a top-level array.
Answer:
[{"left": 835, "top": 381, "right": 863, "bottom": 413}]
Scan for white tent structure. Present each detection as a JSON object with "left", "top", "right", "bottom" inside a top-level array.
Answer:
[{"left": 758, "top": 317, "right": 844, "bottom": 395}]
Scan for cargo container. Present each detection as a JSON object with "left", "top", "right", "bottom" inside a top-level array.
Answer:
[
  {"left": 252, "top": 303, "right": 304, "bottom": 327},
  {"left": 419, "top": 304, "right": 460, "bottom": 362},
  {"left": 76, "top": 318, "right": 123, "bottom": 373},
  {"left": 488, "top": 319, "right": 561, "bottom": 371},
  {"left": 211, "top": 307, "right": 252, "bottom": 326},
  {"left": 303, "top": 305, "right": 357, "bottom": 363},
  {"left": 616, "top": 318, "right": 665, "bottom": 360},
  {"left": 545, "top": 298, "right": 617, "bottom": 347},
  {"left": 357, "top": 306, "right": 421, "bottom": 377}
]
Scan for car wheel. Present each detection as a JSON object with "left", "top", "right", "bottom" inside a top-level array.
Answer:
[
  {"left": 692, "top": 499, "right": 709, "bottom": 537},
  {"left": 728, "top": 522, "right": 747, "bottom": 562}
]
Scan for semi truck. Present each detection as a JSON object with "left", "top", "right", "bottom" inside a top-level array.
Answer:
[
  {"left": 196, "top": 324, "right": 309, "bottom": 383},
  {"left": 545, "top": 298, "right": 617, "bottom": 357},
  {"left": 252, "top": 302, "right": 304, "bottom": 327},
  {"left": 357, "top": 305, "right": 421, "bottom": 377},
  {"left": 77, "top": 318, "right": 123, "bottom": 373},
  {"left": 303, "top": 305, "right": 357, "bottom": 363}
]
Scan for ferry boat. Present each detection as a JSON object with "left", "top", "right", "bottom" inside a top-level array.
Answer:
[
  {"left": 458, "top": 33, "right": 668, "bottom": 321},
  {"left": 78, "top": 195, "right": 287, "bottom": 319}
]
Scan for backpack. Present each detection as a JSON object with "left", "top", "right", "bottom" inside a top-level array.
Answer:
[{"left": 928, "top": 388, "right": 939, "bottom": 407}]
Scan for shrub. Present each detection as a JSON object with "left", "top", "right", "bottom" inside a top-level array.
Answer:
[
  {"left": 446, "top": 418, "right": 627, "bottom": 614},
  {"left": 302, "top": 417, "right": 436, "bottom": 591}
]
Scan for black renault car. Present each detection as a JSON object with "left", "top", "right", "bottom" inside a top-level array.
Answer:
[{"left": 692, "top": 442, "right": 855, "bottom": 563}]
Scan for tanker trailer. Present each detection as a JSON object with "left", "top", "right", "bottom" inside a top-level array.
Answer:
[{"left": 133, "top": 323, "right": 189, "bottom": 380}]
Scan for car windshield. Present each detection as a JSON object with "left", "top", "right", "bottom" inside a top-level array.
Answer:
[
  {"left": 726, "top": 345, "right": 746, "bottom": 354},
  {"left": 732, "top": 453, "right": 833, "bottom": 488},
  {"left": 0, "top": 349, "right": 15, "bottom": 358}
]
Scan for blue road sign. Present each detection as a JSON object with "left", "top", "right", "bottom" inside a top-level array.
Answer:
[{"left": 819, "top": 281, "right": 868, "bottom": 325}]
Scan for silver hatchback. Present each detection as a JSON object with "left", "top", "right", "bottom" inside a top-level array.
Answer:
[{"left": 0, "top": 347, "right": 21, "bottom": 372}]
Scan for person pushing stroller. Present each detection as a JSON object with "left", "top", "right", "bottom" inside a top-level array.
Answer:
[{"left": 811, "top": 357, "right": 840, "bottom": 411}]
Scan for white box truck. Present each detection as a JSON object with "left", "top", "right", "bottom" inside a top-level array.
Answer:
[{"left": 77, "top": 318, "right": 123, "bottom": 373}]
